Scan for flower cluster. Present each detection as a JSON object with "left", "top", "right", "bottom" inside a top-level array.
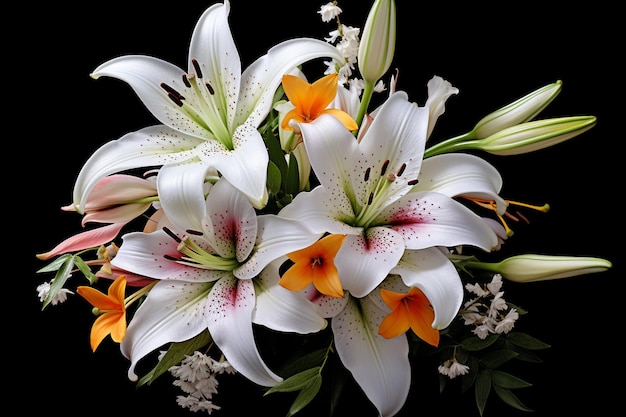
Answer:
[{"left": 35, "top": 1, "right": 612, "bottom": 416}]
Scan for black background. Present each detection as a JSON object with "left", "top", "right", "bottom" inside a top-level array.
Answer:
[{"left": 25, "top": 1, "right": 620, "bottom": 416}]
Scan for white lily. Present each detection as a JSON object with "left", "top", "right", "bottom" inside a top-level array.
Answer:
[
  {"left": 71, "top": 0, "right": 344, "bottom": 213},
  {"left": 110, "top": 179, "right": 323, "bottom": 386},
  {"left": 279, "top": 92, "right": 499, "bottom": 298}
]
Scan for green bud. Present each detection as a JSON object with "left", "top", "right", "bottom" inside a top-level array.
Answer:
[
  {"left": 473, "top": 80, "right": 562, "bottom": 139},
  {"left": 466, "top": 254, "right": 612, "bottom": 283},
  {"left": 474, "top": 115, "right": 596, "bottom": 155},
  {"left": 357, "top": 0, "right": 396, "bottom": 84}
]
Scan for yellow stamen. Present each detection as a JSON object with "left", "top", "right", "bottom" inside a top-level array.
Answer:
[{"left": 462, "top": 196, "right": 550, "bottom": 237}]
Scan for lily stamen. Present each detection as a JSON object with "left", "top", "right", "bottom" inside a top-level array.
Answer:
[
  {"left": 463, "top": 196, "right": 550, "bottom": 237},
  {"left": 162, "top": 227, "right": 239, "bottom": 271}
]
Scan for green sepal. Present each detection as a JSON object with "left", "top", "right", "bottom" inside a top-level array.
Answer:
[{"left": 136, "top": 330, "right": 212, "bottom": 387}]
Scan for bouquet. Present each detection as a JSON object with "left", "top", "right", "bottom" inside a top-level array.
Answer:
[{"left": 35, "top": 1, "right": 613, "bottom": 416}]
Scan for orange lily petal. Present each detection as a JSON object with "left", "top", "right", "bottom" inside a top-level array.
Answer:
[
  {"left": 90, "top": 312, "right": 126, "bottom": 351},
  {"left": 379, "top": 287, "right": 439, "bottom": 346},
  {"left": 77, "top": 276, "right": 128, "bottom": 351},
  {"left": 280, "top": 234, "right": 346, "bottom": 297},
  {"left": 280, "top": 73, "right": 356, "bottom": 131}
]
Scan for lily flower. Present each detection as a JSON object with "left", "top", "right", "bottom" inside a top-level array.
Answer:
[
  {"left": 71, "top": 0, "right": 345, "bottom": 213},
  {"left": 109, "top": 178, "right": 325, "bottom": 387},
  {"left": 279, "top": 233, "right": 346, "bottom": 298},
  {"left": 76, "top": 275, "right": 128, "bottom": 352},
  {"left": 280, "top": 73, "right": 358, "bottom": 132},
  {"left": 279, "top": 91, "right": 499, "bottom": 298}
]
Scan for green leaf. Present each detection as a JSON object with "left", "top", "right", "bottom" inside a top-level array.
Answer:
[
  {"left": 280, "top": 348, "right": 328, "bottom": 377},
  {"left": 267, "top": 161, "right": 282, "bottom": 195},
  {"left": 265, "top": 367, "right": 322, "bottom": 395},
  {"left": 37, "top": 254, "right": 73, "bottom": 273},
  {"left": 491, "top": 370, "right": 532, "bottom": 389},
  {"left": 474, "top": 370, "right": 492, "bottom": 416},
  {"left": 507, "top": 332, "right": 551, "bottom": 350},
  {"left": 461, "top": 334, "right": 500, "bottom": 351},
  {"left": 284, "top": 153, "right": 300, "bottom": 196},
  {"left": 73, "top": 255, "right": 97, "bottom": 284},
  {"left": 287, "top": 374, "right": 323, "bottom": 416},
  {"left": 461, "top": 355, "right": 480, "bottom": 393},
  {"left": 480, "top": 349, "right": 518, "bottom": 369},
  {"left": 264, "top": 128, "right": 288, "bottom": 176},
  {"left": 42, "top": 255, "right": 75, "bottom": 310},
  {"left": 137, "top": 330, "right": 212, "bottom": 387},
  {"left": 493, "top": 385, "right": 534, "bottom": 412}
]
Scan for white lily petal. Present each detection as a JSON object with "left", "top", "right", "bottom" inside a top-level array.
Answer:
[
  {"left": 334, "top": 228, "right": 405, "bottom": 298},
  {"left": 253, "top": 257, "right": 327, "bottom": 333},
  {"left": 112, "top": 230, "right": 225, "bottom": 282},
  {"left": 391, "top": 248, "right": 464, "bottom": 329},
  {"left": 72, "top": 126, "right": 200, "bottom": 213},
  {"left": 207, "top": 275, "right": 282, "bottom": 387},
  {"left": 157, "top": 162, "right": 212, "bottom": 233},
  {"left": 204, "top": 178, "right": 257, "bottom": 261},
  {"left": 416, "top": 153, "right": 507, "bottom": 215},
  {"left": 200, "top": 123, "right": 269, "bottom": 209},
  {"left": 353, "top": 92, "right": 428, "bottom": 207},
  {"left": 333, "top": 296, "right": 410, "bottom": 417},
  {"left": 235, "top": 215, "right": 321, "bottom": 279},
  {"left": 188, "top": 0, "right": 240, "bottom": 130},
  {"left": 279, "top": 185, "right": 357, "bottom": 235},
  {"left": 91, "top": 56, "right": 217, "bottom": 140},
  {"left": 377, "top": 191, "right": 499, "bottom": 252},
  {"left": 121, "top": 280, "right": 213, "bottom": 381},
  {"left": 236, "top": 38, "right": 345, "bottom": 127},
  {"left": 299, "top": 116, "right": 359, "bottom": 199}
]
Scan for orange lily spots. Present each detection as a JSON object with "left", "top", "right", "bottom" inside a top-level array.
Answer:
[
  {"left": 281, "top": 73, "right": 358, "bottom": 132},
  {"left": 379, "top": 287, "right": 439, "bottom": 347},
  {"left": 280, "top": 234, "right": 346, "bottom": 298},
  {"left": 77, "top": 275, "right": 128, "bottom": 352}
]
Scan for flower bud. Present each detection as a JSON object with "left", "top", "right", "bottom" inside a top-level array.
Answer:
[
  {"left": 475, "top": 115, "right": 596, "bottom": 155},
  {"left": 467, "top": 254, "right": 612, "bottom": 283},
  {"left": 473, "top": 81, "right": 562, "bottom": 139},
  {"left": 357, "top": 0, "right": 396, "bottom": 83}
]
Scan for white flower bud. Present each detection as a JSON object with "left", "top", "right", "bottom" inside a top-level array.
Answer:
[
  {"left": 468, "top": 254, "right": 612, "bottom": 283},
  {"left": 357, "top": 0, "right": 396, "bottom": 84},
  {"left": 473, "top": 81, "right": 562, "bottom": 139},
  {"left": 475, "top": 115, "right": 596, "bottom": 155}
]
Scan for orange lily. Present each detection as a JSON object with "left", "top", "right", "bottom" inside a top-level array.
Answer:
[
  {"left": 379, "top": 287, "right": 439, "bottom": 347},
  {"left": 281, "top": 73, "right": 358, "bottom": 131},
  {"left": 77, "top": 275, "right": 127, "bottom": 352},
  {"left": 279, "top": 234, "right": 346, "bottom": 298}
]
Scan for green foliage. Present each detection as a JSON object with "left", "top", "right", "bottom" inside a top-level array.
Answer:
[
  {"left": 37, "top": 253, "right": 98, "bottom": 309},
  {"left": 137, "top": 330, "right": 213, "bottom": 387}
]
